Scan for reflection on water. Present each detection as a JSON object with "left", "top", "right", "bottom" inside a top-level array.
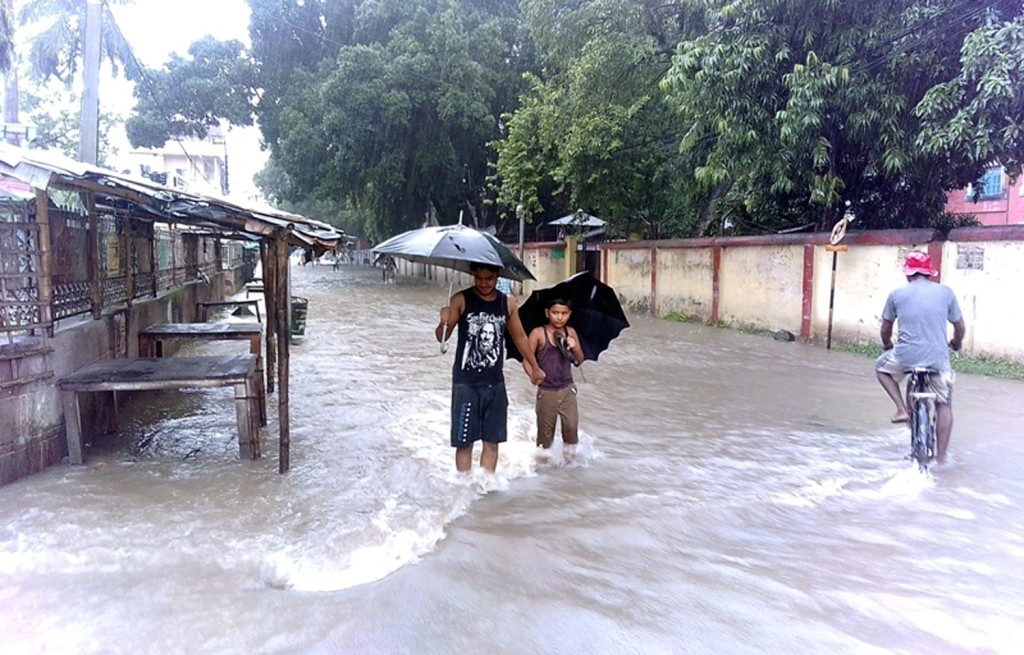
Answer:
[{"left": 2, "top": 263, "right": 1024, "bottom": 654}]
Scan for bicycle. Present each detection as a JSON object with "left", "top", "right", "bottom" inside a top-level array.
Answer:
[{"left": 905, "top": 367, "right": 938, "bottom": 470}]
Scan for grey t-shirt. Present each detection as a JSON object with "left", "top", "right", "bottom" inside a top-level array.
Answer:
[{"left": 882, "top": 278, "right": 962, "bottom": 371}]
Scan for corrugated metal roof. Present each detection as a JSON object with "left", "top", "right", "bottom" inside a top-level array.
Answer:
[{"left": 0, "top": 144, "right": 345, "bottom": 251}]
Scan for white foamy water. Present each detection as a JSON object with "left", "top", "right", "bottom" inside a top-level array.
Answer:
[{"left": 2, "top": 264, "right": 1024, "bottom": 654}]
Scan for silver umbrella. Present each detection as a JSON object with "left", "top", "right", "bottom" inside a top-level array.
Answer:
[
  {"left": 372, "top": 223, "right": 535, "bottom": 352},
  {"left": 371, "top": 224, "right": 535, "bottom": 282}
]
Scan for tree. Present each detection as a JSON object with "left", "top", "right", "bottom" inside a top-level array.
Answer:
[
  {"left": 125, "top": 36, "right": 256, "bottom": 147},
  {"left": 16, "top": 0, "right": 139, "bottom": 83},
  {"left": 491, "top": 0, "right": 699, "bottom": 238},
  {"left": 916, "top": 4, "right": 1024, "bottom": 180},
  {"left": 266, "top": 0, "right": 534, "bottom": 240},
  {"left": 659, "top": 0, "right": 1022, "bottom": 233},
  {"left": 20, "top": 80, "right": 121, "bottom": 165}
]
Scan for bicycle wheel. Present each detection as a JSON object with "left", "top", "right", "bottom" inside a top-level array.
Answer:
[{"left": 912, "top": 400, "right": 931, "bottom": 469}]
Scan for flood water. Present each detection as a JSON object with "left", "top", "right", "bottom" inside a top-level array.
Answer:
[{"left": 2, "top": 264, "right": 1024, "bottom": 654}]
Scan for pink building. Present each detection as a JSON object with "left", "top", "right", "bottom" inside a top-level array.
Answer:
[{"left": 944, "top": 165, "right": 1024, "bottom": 226}]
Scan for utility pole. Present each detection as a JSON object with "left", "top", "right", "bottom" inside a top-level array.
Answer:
[{"left": 80, "top": 0, "right": 102, "bottom": 164}]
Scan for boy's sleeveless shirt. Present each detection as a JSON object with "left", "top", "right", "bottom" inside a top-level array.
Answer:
[
  {"left": 453, "top": 289, "right": 508, "bottom": 385},
  {"left": 538, "top": 329, "right": 574, "bottom": 390}
]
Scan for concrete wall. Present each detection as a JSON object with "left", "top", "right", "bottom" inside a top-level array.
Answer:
[
  {"left": 387, "top": 226, "right": 1024, "bottom": 366},
  {"left": 0, "top": 267, "right": 245, "bottom": 486},
  {"left": 940, "top": 234, "right": 1024, "bottom": 362}
]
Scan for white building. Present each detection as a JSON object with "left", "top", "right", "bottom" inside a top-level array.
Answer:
[{"left": 125, "top": 123, "right": 229, "bottom": 197}]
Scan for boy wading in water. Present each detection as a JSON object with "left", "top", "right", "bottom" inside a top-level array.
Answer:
[
  {"left": 524, "top": 298, "right": 585, "bottom": 461},
  {"left": 436, "top": 263, "right": 545, "bottom": 473}
]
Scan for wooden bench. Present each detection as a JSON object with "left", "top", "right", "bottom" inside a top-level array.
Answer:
[
  {"left": 197, "top": 299, "right": 262, "bottom": 323},
  {"left": 138, "top": 322, "right": 267, "bottom": 426},
  {"left": 60, "top": 355, "right": 261, "bottom": 464},
  {"left": 245, "top": 284, "right": 264, "bottom": 298}
]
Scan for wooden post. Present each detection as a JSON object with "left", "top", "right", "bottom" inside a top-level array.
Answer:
[
  {"left": 123, "top": 215, "right": 134, "bottom": 354},
  {"left": 87, "top": 193, "right": 102, "bottom": 319},
  {"left": 261, "top": 240, "right": 276, "bottom": 393},
  {"left": 34, "top": 189, "right": 54, "bottom": 336},
  {"left": 149, "top": 224, "right": 158, "bottom": 297},
  {"left": 275, "top": 236, "right": 291, "bottom": 473}
]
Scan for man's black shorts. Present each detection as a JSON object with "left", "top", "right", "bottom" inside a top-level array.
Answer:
[{"left": 450, "top": 382, "right": 508, "bottom": 447}]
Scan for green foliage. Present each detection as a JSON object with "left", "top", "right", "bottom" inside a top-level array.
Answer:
[
  {"left": 0, "top": 0, "right": 13, "bottom": 73},
  {"left": 19, "top": 81, "right": 121, "bottom": 166},
  {"left": 658, "top": 0, "right": 1024, "bottom": 233},
  {"left": 261, "top": 0, "right": 533, "bottom": 241},
  {"left": 916, "top": 2, "right": 1024, "bottom": 180},
  {"left": 492, "top": 0, "right": 699, "bottom": 238},
  {"left": 126, "top": 37, "right": 256, "bottom": 147}
]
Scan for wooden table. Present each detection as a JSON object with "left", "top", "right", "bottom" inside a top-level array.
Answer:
[
  {"left": 138, "top": 323, "right": 267, "bottom": 426},
  {"left": 60, "top": 355, "right": 261, "bottom": 464},
  {"left": 197, "top": 299, "right": 262, "bottom": 323}
]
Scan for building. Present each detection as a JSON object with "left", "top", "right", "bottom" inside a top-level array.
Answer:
[
  {"left": 125, "top": 124, "right": 229, "bottom": 196},
  {"left": 944, "top": 165, "right": 1024, "bottom": 226}
]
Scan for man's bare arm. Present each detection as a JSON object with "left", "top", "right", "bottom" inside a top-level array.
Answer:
[
  {"left": 436, "top": 292, "right": 464, "bottom": 343},
  {"left": 880, "top": 319, "right": 895, "bottom": 351},
  {"left": 507, "top": 295, "right": 545, "bottom": 384},
  {"left": 950, "top": 318, "right": 966, "bottom": 351}
]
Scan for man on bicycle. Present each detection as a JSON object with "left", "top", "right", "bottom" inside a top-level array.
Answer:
[{"left": 876, "top": 251, "right": 966, "bottom": 464}]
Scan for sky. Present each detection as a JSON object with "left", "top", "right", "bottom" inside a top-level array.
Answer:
[{"left": 102, "top": 0, "right": 267, "bottom": 201}]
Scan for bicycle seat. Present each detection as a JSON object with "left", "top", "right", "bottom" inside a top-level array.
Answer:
[{"left": 906, "top": 366, "right": 938, "bottom": 374}]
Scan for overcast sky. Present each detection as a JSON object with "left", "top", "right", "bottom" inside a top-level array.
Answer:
[{"left": 103, "top": 0, "right": 266, "bottom": 200}]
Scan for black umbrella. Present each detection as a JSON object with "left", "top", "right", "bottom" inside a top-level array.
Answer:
[{"left": 507, "top": 272, "right": 630, "bottom": 362}]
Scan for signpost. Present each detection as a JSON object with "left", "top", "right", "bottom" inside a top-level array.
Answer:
[{"left": 825, "top": 218, "right": 849, "bottom": 350}]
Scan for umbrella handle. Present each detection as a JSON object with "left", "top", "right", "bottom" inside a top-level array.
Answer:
[{"left": 440, "top": 279, "right": 455, "bottom": 354}]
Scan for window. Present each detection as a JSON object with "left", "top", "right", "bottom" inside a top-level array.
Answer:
[{"left": 967, "top": 167, "right": 1004, "bottom": 201}]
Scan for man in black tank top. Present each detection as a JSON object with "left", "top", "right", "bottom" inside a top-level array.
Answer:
[{"left": 436, "top": 263, "right": 545, "bottom": 472}]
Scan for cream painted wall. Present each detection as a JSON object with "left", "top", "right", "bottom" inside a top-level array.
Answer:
[
  {"left": 397, "top": 231, "right": 1023, "bottom": 362},
  {"left": 655, "top": 247, "right": 713, "bottom": 319},
  {"left": 718, "top": 245, "right": 804, "bottom": 331},
  {"left": 604, "top": 247, "right": 653, "bottom": 311},
  {"left": 809, "top": 244, "right": 911, "bottom": 344},
  {"left": 940, "top": 240, "right": 1024, "bottom": 361}
]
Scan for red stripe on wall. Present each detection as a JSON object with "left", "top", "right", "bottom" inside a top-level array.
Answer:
[
  {"left": 602, "top": 247, "right": 608, "bottom": 285},
  {"left": 650, "top": 248, "right": 658, "bottom": 316},
  {"left": 927, "top": 241, "right": 943, "bottom": 283},
  {"left": 711, "top": 245, "right": 722, "bottom": 324},
  {"left": 801, "top": 244, "right": 814, "bottom": 341}
]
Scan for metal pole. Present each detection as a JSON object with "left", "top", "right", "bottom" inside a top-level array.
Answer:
[
  {"left": 80, "top": 0, "right": 102, "bottom": 164},
  {"left": 826, "top": 250, "right": 838, "bottom": 350}
]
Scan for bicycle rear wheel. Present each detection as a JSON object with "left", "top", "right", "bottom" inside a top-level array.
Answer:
[{"left": 911, "top": 400, "right": 931, "bottom": 469}]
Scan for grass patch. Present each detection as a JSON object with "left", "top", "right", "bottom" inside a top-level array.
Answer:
[
  {"left": 663, "top": 312, "right": 698, "bottom": 323},
  {"left": 832, "top": 341, "right": 1024, "bottom": 381}
]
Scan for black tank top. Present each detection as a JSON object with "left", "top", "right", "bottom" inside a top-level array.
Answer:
[{"left": 453, "top": 289, "right": 508, "bottom": 385}]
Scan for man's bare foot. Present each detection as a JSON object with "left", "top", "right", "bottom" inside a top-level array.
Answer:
[
  {"left": 563, "top": 444, "right": 577, "bottom": 462},
  {"left": 891, "top": 413, "right": 909, "bottom": 423}
]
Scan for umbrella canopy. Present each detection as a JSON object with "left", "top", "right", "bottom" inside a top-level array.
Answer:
[
  {"left": 548, "top": 212, "right": 605, "bottom": 228},
  {"left": 372, "top": 224, "right": 535, "bottom": 282},
  {"left": 507, "top": 272, "right": 629, "bottom": 362}
]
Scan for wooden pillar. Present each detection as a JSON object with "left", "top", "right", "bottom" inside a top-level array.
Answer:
[
  {"left": 87, "top": 193, "right": 102, "bottom": 319},
  {"left": 275, "top": 236, "right": 291, "bottom": 473},
  {"left": 123, "top": 215, "right": 134, "bottom": 354},
  {"left": 35, "top": 189, "right": 54, "bottom": 337},
  {"left": 261, "top": 240, "right": 276, "bottom": 393},
  {"left": 800, "top": 243, "right": 815, "bottom": 341},
  {"left": 710, "top": 245, "right": 722, "bottom": 325},
  {"left": 149, "top": 224, "right": 158, "bottom": 297}
]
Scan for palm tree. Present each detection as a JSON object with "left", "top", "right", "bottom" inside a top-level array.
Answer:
[
  {"left": 16, "top": 0, "right": 139, "bottom": 84},
  {"left": 7, "top": 0, "right": 137, "bottom": 159}
]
